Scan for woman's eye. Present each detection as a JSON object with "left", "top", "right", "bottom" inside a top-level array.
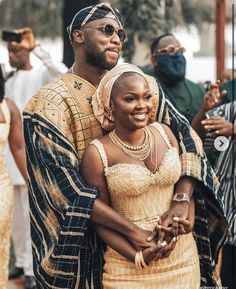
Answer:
[
  {"left": 124, "top": 96, "right": 135, "bottom": 102},
  {"left": 145, "top": 94, "right": 152, "bottom": 100}
]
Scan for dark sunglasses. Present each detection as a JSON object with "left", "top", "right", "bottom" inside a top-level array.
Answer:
[
  {"left": 154, "top": 45, "right": 186, "bottom": 56},
  {"left": 81, "top": 23, "right": 127, "bottom": 43}
]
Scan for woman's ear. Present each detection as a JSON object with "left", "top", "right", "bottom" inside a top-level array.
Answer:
[
  {"left": 72, "top": 30, "right": 84, "bottom": 44},
  {"left": 110, "top": 99, "right": 115, "bottom": 111}
]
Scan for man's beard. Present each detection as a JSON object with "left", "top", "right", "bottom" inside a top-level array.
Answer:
[{"left": 85, "top": 49, "right": 118, "bottom": 70}]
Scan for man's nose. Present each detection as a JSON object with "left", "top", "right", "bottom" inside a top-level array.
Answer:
[{"left": 110, "top": 31, "right": 121, "bottom": 45}]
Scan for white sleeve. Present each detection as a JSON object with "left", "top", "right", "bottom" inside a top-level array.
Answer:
[{"left": 32, "top": 45, "right": 68, "bottom": 79}]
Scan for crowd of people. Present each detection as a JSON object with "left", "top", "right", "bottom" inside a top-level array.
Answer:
[{"left": 0, "top": 2, "right": 235, "bottom": 289}]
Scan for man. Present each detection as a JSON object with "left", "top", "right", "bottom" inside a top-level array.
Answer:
[
  {"left": 23, "top": 3, "right": 227, "bottom": 289},
  {"left": 3, "top": 27, "right": 67, "bottom": 288},
  {"left": 192, "top": 93, "right": 236, "bottom": 289},
  {"left": 204, "top": 102, "right": 236, "bottom": 289},
  {"left": 143, "top": 33, "right": 205, "bottom": 123}
]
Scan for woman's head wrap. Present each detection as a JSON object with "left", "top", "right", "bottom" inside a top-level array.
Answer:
[
  {"left": 68, "top": 2, "right": 123, "bottom": 41},
  {"left": 92, "top": 63, "right": 159, "bottom": 132}
]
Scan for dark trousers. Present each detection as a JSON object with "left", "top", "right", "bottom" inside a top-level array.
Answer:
[{"left": 221, "top": 244, "right": 236, "bottom": 289}]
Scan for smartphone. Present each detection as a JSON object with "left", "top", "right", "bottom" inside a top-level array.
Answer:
[
  {"left": 2, "top": 31, "right": 22, "bottom": 42},
  {"left": 205, "top": 110, "right": 216, "bottom": 119}
]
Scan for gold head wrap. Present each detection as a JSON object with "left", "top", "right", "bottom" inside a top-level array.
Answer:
[{"left": 92, "top": 63, "right": 159, "bottom": 132}]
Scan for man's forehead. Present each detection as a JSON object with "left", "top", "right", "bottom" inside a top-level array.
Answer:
[
  {"left": 83, "top": 17, "right": 122, "bottom": 28},
  {"left": 158, "top": 36, "right": 180, "bottom": 49},
  {"left": 68, "top": 2, "right": 123, "bottom": 40}
]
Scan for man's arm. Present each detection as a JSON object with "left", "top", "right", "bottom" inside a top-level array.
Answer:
[
  {"left": 24, "top": 111, "right": 163, "bottom": 287},
  {"left": 32, "top": 45, "right": 67, "bottom": 81}
]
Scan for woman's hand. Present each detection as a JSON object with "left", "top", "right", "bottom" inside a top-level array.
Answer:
[
  {"left": 160, "top": 201, "right": 189, "bottom": 237},
  {"left": 172, "top": 197, "right": 195, "bottom": 235}
]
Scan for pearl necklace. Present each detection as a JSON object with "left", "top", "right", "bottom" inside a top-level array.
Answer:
[
  {"left": 109, "top": 128, "right": 151, "bottom": 162},
  {"left": 110, "top": 128, "right": 148, "bottom": 151}
]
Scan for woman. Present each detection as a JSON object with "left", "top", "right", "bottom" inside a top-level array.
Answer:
[
  {"left": 80, "top": 63, "right": 200, "bottom": 289},
  {"left": 0, "top": 71, "right": 27, "bottom": 288}
]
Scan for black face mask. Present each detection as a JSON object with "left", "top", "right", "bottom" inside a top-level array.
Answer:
[{"left": 154, "top": 53, "right": 186, "bottom": 83}]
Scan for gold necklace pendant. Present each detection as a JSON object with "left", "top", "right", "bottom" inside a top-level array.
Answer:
[{"left": 109, "top": 128, "right": 151, "bottom": 162}]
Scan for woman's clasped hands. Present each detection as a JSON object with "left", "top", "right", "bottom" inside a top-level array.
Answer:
[{"left": 137, "top": 199, "right": 195, "bottom": 265}]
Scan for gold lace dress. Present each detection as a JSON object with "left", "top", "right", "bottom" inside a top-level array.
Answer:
[
  {"left": 0, "top": 100, "right": 14, "bottom": 289},
  {"left": 92, "top": 123, "right": 200, "bottom": 289}
]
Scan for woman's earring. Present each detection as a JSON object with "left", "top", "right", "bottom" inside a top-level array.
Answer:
[{"left": 109, "top": 110, "right": 114, "bottom": 122}]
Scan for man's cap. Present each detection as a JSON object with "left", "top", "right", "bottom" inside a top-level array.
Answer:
[{"left": 67, "top": 2, "right": 123, "bottom": 41}]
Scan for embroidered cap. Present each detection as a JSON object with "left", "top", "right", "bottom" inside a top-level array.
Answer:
[{"left": 67, "top": 2, "right": 123, "bottom": 41}]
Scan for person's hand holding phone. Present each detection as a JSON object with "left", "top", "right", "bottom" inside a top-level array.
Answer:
[
  {"left": 203, "top": 80, "right": 226, "bottom": 111},
  {"left": 16, "top": 27, "right": 36, "bottom": 51},
  {"left": 2, "top": 27, "right": 36, "bottom": 51}
]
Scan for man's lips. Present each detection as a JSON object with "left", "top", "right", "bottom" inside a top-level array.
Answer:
[{"left": 106, "top": 48, "right": 120, "bottom": 54}]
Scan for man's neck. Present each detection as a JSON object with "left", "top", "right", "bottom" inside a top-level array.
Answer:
[
  {"left": 73, "top": 62, "right": 107, "bottom": 88},
  {"left": 17, "top": 63, "right": 33, "bottom": 71}
]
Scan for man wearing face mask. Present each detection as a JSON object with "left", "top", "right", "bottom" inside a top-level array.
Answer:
[{"left": 143, "top": 33, "right": 205, "bottom": 123}]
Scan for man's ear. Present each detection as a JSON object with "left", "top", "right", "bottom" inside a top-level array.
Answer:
[
  {"left": 72, "top": 30, "right": 84, "bottom": 44},
  {"left": 151, "top": 55, "right": 157, "bottom": 66}
]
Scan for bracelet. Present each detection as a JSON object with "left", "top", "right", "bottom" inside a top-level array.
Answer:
[
  {"left": 139, "top": 251, "right": 148, "bottom": 268},
  {"left": 172, "top": 192, "right": 191, "bottom": 204},
  {"left": 135, "top": 251, "right": 148, "bottom": 269}
]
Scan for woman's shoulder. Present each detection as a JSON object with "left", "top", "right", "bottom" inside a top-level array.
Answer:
[
  {"left": 148, "top": 122, "right": 178, "bottom": 148},
  {"left": 149, "top": 121, "right": 172, "bottom": 135}
]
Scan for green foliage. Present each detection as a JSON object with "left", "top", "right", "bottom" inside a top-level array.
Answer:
[
  {"left": 118, "top": 0, "right": 220, "bottom": 61},
  {"left": 0, "top": 0, "right": 63, "bottom": 39},
  {"left": 119, "top": 0, "right": 173, "bottom": 61}
]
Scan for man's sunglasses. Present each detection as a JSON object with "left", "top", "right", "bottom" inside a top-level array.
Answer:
[
  {"left": 81, "top": 23, "right": 127, "bottom": 43},
  {"left": 154, "top": 45, "right": 186, "bottom": 56}
]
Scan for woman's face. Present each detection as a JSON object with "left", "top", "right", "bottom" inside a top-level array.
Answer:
[{"left": 111, "top": 73, "right": 153, "bottom": 130}]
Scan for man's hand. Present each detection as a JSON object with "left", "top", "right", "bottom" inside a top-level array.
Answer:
[
  {"left": 128, "top": 226, "right": 161, "bottom": 250},
  {"left": 203, "top": 80, "right": 226, "bottom": 111},
  {"left": 142, "top": 236, "right": 177, "bottom": 264},
  {"left": 202, "top": 116, "right": 234, "bottom": 136},
  {"left": 12, "top": 27, "right": 36, "bottom": 51}
]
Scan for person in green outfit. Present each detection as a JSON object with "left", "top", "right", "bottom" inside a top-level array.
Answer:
[{"left": 142, "top": 33, "right": 205, "bottom": 123}]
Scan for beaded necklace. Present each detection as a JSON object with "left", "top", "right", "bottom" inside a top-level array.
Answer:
[{"left": 109, "top": 127, "right": 151, "bottom": 162}]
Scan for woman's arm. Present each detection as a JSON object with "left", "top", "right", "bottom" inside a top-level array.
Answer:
[
  {"left": 6, "top": 98, "right": 27, "bottom": 181},
  {"left": 80, "top": 143, "right": 160, "bottom": 262}
]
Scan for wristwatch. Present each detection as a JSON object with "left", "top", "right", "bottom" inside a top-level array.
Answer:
[{"left": 172, "top": 192, "right": 191, "bottom": 204}]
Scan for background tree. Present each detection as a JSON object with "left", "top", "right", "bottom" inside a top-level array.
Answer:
[
  {"left": 118, "top": 0, "right": 232, "bottom": 62},
  {"left": 0, "top": 0, "right": 233, "bottom": 65},
  {"left": 0, "top": 0, "right": 62, "bottom": 38}
]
